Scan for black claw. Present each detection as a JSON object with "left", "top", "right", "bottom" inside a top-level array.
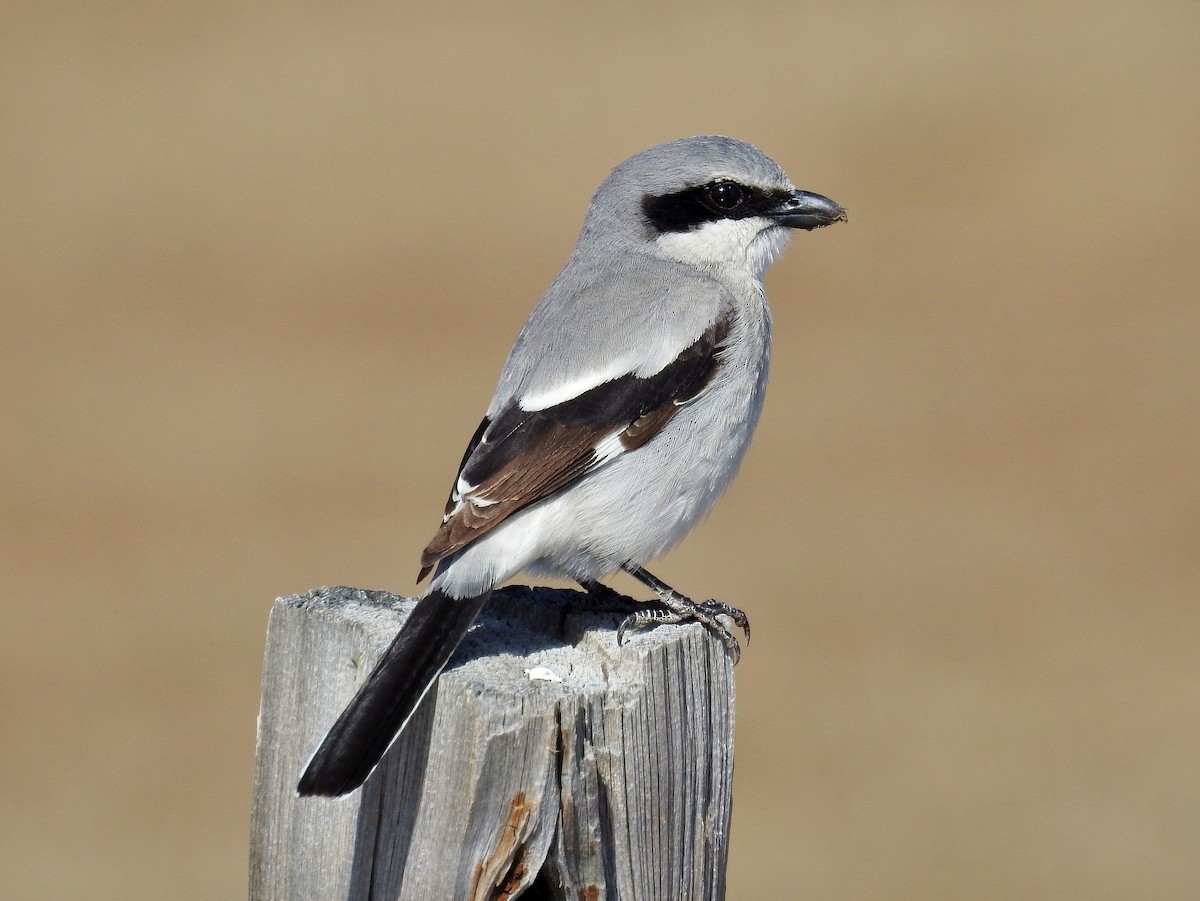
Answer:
[
  {"left": 595, "top": 573, "right": 748, "bottom": 663},
  {"left": 615, "top": 602, "right": 743, "bottom": 663},
  {"left": 698, "top": 599, "right": 751, "bottom": 643}
]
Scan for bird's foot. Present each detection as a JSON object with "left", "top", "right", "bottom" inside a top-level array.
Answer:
[
  {"left": 695, "top": 598, "right": 751, "bottom": 642},
  {"left": 581, "top": 573, "right": 750, "bottom": 661},
  {"left": 616, "top": 589, "right": 749, "bottom": 663}
]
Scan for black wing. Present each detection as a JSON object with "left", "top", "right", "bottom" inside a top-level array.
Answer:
[{"left": 418, "top": 314, "right": 731, "bottom": 578}]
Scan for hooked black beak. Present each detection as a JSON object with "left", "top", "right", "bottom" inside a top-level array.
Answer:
[{"left": 769, "top": 190, "right": 847, "bottom": 231}]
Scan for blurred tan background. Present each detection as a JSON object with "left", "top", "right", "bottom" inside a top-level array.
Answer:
[{"left": 3, "top": 2, "right": 1197, "bottom": 898}]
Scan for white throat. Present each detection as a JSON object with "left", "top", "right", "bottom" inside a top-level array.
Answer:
[{"left": 654, "top": 218, "right": 793, "bottom": 280}]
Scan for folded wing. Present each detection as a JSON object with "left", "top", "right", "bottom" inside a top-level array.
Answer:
[{"left": 419, "top": 314, "right": 732, "bottom": 579}]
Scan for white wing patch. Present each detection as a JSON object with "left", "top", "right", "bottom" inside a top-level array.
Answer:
[
  {"left": 518, "top": 365, "right": 627, "bottom": 412},
  {"left": 517, "top": 340, "right": 697, "bottom": 413},
  {"left": 592, "top": 429, "right": 627, "bottom": 466}
]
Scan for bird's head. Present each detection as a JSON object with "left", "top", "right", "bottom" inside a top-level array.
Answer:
[{"left": 582, "top": 135, "right": 846, "bottom": 279}]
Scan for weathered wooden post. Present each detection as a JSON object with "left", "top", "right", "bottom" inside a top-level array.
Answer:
[{"left": 249, "top": 585, "right": 737, "bottom": 900}]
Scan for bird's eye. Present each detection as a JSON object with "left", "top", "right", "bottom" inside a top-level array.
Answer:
[{"left": 706, "top": 181, "right": 745, "bottom": 211}]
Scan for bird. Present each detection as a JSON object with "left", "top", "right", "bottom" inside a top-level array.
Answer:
[{"left": 297, "top": 135, "right": 845, "bottom": 797}]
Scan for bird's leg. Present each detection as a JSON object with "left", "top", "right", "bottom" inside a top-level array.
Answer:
[
  {"left": 625, "top": 567, "right": 752, "bottom": 641},
  {"left": 576, "top": 579, "right": 658, "bottom": 616},
  {"left": 579, "top": 579, "right": 620, "bottom": 604},
  {"left": 618, "top": 565, "right": 750, "bottom": 661}
]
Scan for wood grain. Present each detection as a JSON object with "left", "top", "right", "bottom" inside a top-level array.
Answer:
[{"left": 249, "top": 585, "right": 737, "bottom": 900}]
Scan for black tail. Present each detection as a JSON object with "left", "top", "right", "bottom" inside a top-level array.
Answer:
[{"left": 297, "top": 589, "right": 491, "bottom": 797}]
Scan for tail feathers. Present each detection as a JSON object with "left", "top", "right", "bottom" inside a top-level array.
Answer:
[{"left": 297, "top": 589, "right": 491, "bottom": 797}]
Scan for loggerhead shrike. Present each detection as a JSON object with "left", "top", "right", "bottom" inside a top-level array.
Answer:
[{"left": 298, "top": 135, "right": 845, "bottom": 796}]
